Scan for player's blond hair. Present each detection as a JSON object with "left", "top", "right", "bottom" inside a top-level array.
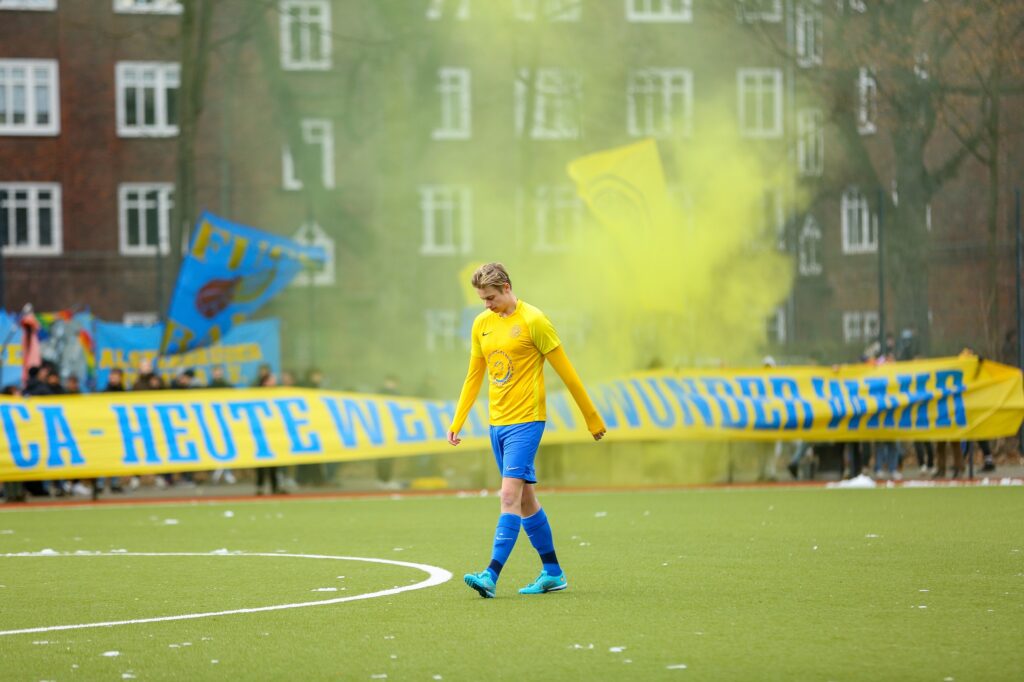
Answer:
[{"left": 471, "top": 262, "right": 512, "bottom": 291}]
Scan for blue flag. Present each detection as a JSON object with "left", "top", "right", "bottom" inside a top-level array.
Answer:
[{"left": 160, "top": 212, "right": 325, "bottom": 356}]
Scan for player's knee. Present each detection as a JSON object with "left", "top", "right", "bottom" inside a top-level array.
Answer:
[{"left": 499, "top": 486, "right": 522, "bottom": 509}]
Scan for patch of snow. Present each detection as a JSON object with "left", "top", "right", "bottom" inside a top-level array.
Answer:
[
  {"left": 667, "top": 664, "right": 688, "bottom": 670},
  {"left": 595, "top": 512, "right": 607, "bottom": 518},
  {"left": 102, "top": 651, "right": 120, "bottom": 657},
  {"left": 163, "top": 519, "right": 179, "bottom": 525},
  {"left": 223, "top": 511, "right": 234, "bottom": 518},
  {"left": 609, "top": 646, "right": 626, "bottom": 653},
  {"left": 312, "top": 587, "right": 338, "bottom": 592},
  {"left": 826, "top": 474, "right": 877, "bottom": 489}
]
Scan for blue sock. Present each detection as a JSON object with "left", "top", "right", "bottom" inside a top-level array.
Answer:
[
  {"left": 486, "top": 513, "right": 521, "bottom": 582},
  {"left": 522, "top": 508, "right": 562, "bottom": 577}
]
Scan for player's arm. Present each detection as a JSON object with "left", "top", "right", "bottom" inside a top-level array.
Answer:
[
  {"left": 545, "top": 345, "right": 606, "bottom": 441},
  {"left": 448, "top": 355, "right": 486, "bottom": 446}
]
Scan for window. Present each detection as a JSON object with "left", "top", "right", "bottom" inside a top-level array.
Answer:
[
  {"left": 113, "top": 0, "right": 182, "bottom": 14},
  {"left": 627, "top": 68, "right": 693, "bottom": 138},
  {"left": 0, "top": 183, "right": 61, "bottom": 255},
  {"left": 291, "top": 222, "right": 335, "bottom": 287},
  {"left": 531, "top": 185, "right": 583, "bottom": 252},
  {"left": 843, "top": 311, "right": 879, "bottom": 344},
  {"left": 433, "top": 68, "right": 471, "bottom": 140},
  {"left": 426, "top": 0, "right": 469, "bottom": 20},
  {"left": 279, "top": 0, "right": 331, "bottom": 71},
  {"left": 738, "top": 0, "right": 782, "bottom": 22},
  {"left": 514, "top": 0, "right": 581, "bottom": 21},
  {"left": 795, "top": 1, "right": 823, "bottom": 67},
  {"left": 420, "top": 185, "right": 472, "bottom": 255},
  {"left": 282, "top": 118, "right": 335, "bottom": 190},
  {"left": 515, "top": 68, "right": 582, "bottom": 140},
  {"left": 841, "top": 187, "right": 876, "bottom": 253},
  {"left": 857, "top": 67, "right": 876, "bottom": 135},
  {"left": 626, "top": 0, "right": 692, "bottom": 22},
  {"left": 0, "top": 60, "right": 59, "bottom": 136},
  {"left": 797, "top": 108, "right": 823, "bottom": 177},
  {"left": 763, "top": 188, "right": 785, "bottom": 250},
  {"left": 119, "top": 184, "right": 173, "bottom": 256},
  {"left": 798, "top": 214, "right": 822, "bottom": 276},
  {"left": 737, "top": 68, "right": 782, "bottom": 138},
  {"left": 116, "top": 62, "right": 179, "bottom": 137},
  {"left": 0, "top": 0, "right": 57, "bottom": 9},
  {"left": 425, "top": 309, "right": 459, "bottom": 352},
  {"left": 766, "top": 306, "right": 786, "bottom": 345}
]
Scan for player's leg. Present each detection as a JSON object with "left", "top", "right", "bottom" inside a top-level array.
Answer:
[
  {"left": 517, "top": 429, "right": 567, "bottom": 595},
  {"left": 464, "top": 425, "right": 526, "bottom": 598}
]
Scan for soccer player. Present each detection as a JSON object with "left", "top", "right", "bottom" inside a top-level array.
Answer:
[{"left": 448, "top": 262, "right": 606, "bottom": 598}]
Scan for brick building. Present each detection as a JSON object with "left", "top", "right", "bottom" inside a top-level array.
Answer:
[{"left": 0, "top": 0, "right": 1020, "bottom": 391}]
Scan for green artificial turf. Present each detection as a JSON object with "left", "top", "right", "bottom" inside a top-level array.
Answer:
[{"left": 0, "top": 486, "right": 1022, "bottom": 680}]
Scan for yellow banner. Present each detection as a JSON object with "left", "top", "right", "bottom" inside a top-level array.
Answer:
[{"left": 0, "top": 357, "right": 1021, "bottom": 481}]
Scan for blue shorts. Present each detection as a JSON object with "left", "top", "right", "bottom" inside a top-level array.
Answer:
[{"left": 489, "top": 421, "right": 545, "bottom": 483}]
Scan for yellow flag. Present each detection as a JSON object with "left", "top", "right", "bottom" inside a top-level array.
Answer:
[{"left": 566, "top": 138, "right": 669, "bottom": 231}]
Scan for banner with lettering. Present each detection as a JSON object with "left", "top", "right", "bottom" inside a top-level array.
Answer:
[
  {"left": 0, "top": 356, "right": 1020, "bottom": 481},
  {"left": 95, "top": 319, "right": 280, "bottom": 390},
  {"left": 160, "top": 212, "right": 325, "bottom": 356}
]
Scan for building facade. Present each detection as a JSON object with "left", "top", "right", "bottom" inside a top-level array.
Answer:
[{"left": 1, "top": 0, "right": 1020, "bottom": 392}]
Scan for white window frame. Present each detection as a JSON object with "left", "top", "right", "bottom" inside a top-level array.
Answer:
[
  {"left": 738, "top": 0, "right": 783, "bottom": 22},
  {"left": 291, "top": 222, "right": 335, "bottom": 287},
  {"left": 279, "top": 0, "right": 332, "bottom": 71},
  {"left": 426, "top": 0, "right": 469, "bottom": 20},
  {"left": 795, "top": 0, "right": 823, "bottom": 67},
  {"left": 0, "top": 59, "right": 60, "bottom": 136},
  {"left": 841, "top": 187, "right": 876, "bottom": 254},
  {"left": 625, "top": 0, "right": 692, "bottom": 22},
  {"left": 766, "top": 306, "right": 787, "bottom": 345},
  {"left": 514, "top": 0, "right": 582, "bottom": 21},
  {"left": 118, "top": 183, "right": 173, "bottom": 256},
  {"left": 433, "top": 68, "right": 471, "bottom": 140},
  {"left": 798, "top": 214, "right": 822, "bottom": 276},
  {"left": 0, "top": 0, "right": 57, "bottom": 10},
  {"left": 843, "top": 311, "right": 879, "bottom": 344},
  {"left": 113, "top": 0, "right": 183, "bottom": 14},
  {"left": 737, "top": 68, "right": 783, "bottom": 138},
  {"left": 116, "top": 61, "right": 179, "bottom": 138},
  {"left": 532, "top": 184, "right": 583, "bottom": 253},
  {"left": 627, "top": 68, "right": 693, "bottom": 138},
  {"left": 425, "top": 309, "right": 459, "bottom": 352},
  {"left": 857, "top": 67, "right": 877, "bottom": 135},
  {"left": 419, "top": 185, "right": 472, "bottom": 256},
  {"left": 764, "top": 188, "right": 786, "bottom": 250},
  {"left": 282, "top": 118, "right": 335, "bottom": 190},
  {"left": 0, "top": 182, "right": 62, "bottom": 256},
  {"left": 515, "top": 68, "right": 583, "bottom": 140},
  {"left": 797, "top": 108, "right": 823, "bottom": 177}
]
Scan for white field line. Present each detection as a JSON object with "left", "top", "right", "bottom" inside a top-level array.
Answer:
[{"left": 0, "top": 552, "right": 452, "bottom": 636}]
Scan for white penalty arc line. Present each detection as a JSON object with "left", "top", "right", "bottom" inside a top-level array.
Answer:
[{"left": 0, "top": 552, "right": 453, "bottom": 637}]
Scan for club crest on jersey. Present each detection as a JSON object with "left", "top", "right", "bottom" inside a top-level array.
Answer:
[
  {"left": 509, "top": 325, "right": 522, "bottom": 338},
  {"left": 487, "top": 350, "right": 514, "bottom": 386}
]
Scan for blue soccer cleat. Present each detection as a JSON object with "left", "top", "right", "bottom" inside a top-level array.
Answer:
[
  {"left": 518, "top": 570, "right": 568, "bottom": 595},
  {"left": 464, "top": 570, "right": 496, "bottom": 598}
]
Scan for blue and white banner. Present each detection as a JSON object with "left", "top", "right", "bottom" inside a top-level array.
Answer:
[
  {"left": 97, "top": 318, "right": 280, "bottom": 390},
  {"left": 160, "top": 212, "right": 325, "bottom": 356}
]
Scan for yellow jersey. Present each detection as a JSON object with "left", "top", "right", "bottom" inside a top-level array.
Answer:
[{"left": 470, "top": 300, "right": 560, "bottom": 425}]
